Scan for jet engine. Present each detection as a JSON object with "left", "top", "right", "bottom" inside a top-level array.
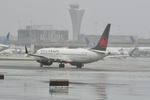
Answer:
[
  {"left": 36, "top": 58, "right": 53, "bottom": 65},
  {"left": 70, "top": 62, "right": 84, "bottom": 68}
]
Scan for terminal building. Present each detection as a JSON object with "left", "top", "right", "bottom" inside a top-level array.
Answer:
[
  {"left": 18, "top": 25, "right": 69, "bottom": 45},
  {"left": 79, "top": 34, "right": 138, "bottom": 47},
  {"left": 138, "top": 39, "right": 150, "bottom": 47}
]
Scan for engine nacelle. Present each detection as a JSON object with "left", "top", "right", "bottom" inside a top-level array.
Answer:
[
  {"left": 70, "top": 62, "right": 84, "bottom": 68},
  {"left": 36, "top": 59, "right": 53, "bottom": 65},
  {"left": 70, "top": 62, "right": 83, "bottom": 66},
  {"left": 70, "top": 62, "right": 77, "bottom": 66}
]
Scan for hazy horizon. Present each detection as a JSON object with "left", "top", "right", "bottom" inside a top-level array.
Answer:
[{"left": 0, "top": 0, "right": 150, "bottom": 38}]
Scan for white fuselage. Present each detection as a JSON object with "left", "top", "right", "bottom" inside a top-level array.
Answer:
[{"left": 35, "top": 48, "right": 106, "bottom": 63}]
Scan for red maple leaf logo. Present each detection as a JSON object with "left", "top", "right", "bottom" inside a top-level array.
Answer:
[{"left": 99, "top": 37, "right": 108, "bottom": 48}]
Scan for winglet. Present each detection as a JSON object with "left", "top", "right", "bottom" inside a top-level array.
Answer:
[
  {"left": 92, "top": 24, "right": 111, "bottom": 51},
  {"left": 25, "top": 45, "right": 30, "bottom": 57}
]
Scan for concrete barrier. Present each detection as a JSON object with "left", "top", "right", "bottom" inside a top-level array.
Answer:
[
  {"left": 0, "top": 74, "right": 4, "bottom": 79},
  {"left": 49, "top": 80, "right": 69, "bottom": 86}
]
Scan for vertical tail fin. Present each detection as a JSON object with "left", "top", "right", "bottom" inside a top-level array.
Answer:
[
  {"left": 129, "top": 47, "right": 138, "bottom": 57},
  {"left": 92, "top": 24, "right": 111, "bottom": 51},
  {"left": 6, "top": 32, "right": 10, "bottom": 41}
]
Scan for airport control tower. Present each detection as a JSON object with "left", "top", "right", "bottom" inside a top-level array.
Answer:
[{"left": 69, "top": 4, "right": 85, "bottom": 41}]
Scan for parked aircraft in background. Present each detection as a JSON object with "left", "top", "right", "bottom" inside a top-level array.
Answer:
[
  {"left": 0, "top": 33, "right": 30, "bottom": 55},
  {"left": 0, "top": 32, "right": 10, "bottom": 52},
  {"left": 0, "top": 44, "right": 9, "bottom": 52},
  {"left": 106, "top": 47, "right": 136, "bottom": 59},
  {"left": 25, "top": 24, "right": 111, "bottom": 68},
  {"left": 130, "top": 47, "right": 150, "bottom": 57}
]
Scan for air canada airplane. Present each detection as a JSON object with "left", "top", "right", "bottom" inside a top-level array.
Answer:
[{"left": 25, "top": 24, "right": 111, "bottom": 68}]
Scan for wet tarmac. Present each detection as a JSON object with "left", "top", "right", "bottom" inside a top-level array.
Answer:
[{"left": 0, "top": 56, "right": 150, "bottom": 100}]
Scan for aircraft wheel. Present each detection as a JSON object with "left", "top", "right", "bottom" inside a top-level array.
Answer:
[
  {"left": 40, "top": 63, "right": 43, "bottom": 67},
  {"left": 59, "top": 63, "right": 65, "bottom": 68},
  {"left": 76, "top": 64, "right": 83, "bottom": 68}
]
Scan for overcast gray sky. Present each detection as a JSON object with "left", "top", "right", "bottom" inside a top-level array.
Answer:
[{"left": 0, "top": 0, "right": 150, "bottom": 38}]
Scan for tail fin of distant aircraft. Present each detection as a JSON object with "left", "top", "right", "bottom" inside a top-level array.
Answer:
[
  {"left": 92, "top": 24, "right": 111, "bottom": 51},
  {"left": 6, "top": 32, "right": 10, "bottom": 41},
  {"left": 84, "top": 36, "right": 90, "bottom": 46},
  {"left": 129, "top": 47, "right": 138, "bottom": 57}
]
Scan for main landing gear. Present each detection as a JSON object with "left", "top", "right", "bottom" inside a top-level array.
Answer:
[
  {"left": 76, "top": 63, "right": 84, "bottom": 68},
  {"left": 40, "top": 62, "right": 83, "bottom": 68},
  {"left": 59, "top": 63, "right": 65, "bottom": 68},
  {"left": 40, "top": 63, "right": 43, "bottom": 67}
]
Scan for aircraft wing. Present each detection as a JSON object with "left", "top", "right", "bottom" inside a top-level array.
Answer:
[{"left": 27, "top": 54, "right": 48, "bottom": 59}]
